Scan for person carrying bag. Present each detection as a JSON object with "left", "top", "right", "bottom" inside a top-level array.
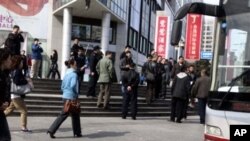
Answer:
[
  {"left": 4, "top": 55, "right": 32, "bottom": 132},
  {"left": 47, "top": 58, "right": 82, "bottom": 139}
]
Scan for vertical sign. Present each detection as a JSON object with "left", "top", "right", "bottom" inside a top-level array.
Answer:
[
  {"left": 185, "top": 14, "right": 202, "bottom": 61},
  {"left": 155, "top": 16, "right": 169, "bottom": 58}
]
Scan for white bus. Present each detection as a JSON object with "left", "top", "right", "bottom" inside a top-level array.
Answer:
[{"left": 171, "top": 0, "right": 250, "bottom": 140}]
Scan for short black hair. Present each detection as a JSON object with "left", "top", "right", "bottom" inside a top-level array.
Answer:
[
  {"left": 34, "top": 38, "right": 39, "bottom": 42},
  {"left": 13, "top": 25, "right": 20, "bottom": 29},
  {"left": 0, "top": 48, "right": 11, "bottom": 66},
  {"left": 125, "top": 45, "right": 132, "bottom": 49},
  {"left": 93, "top": 45, "right": 101, "bottom": 51},
  {"left": 105, "top": 51, "right": 112, "bottom": 56},
  {"left": 180, "top": 65, "right": 187, "bottom": 72},
  {"left": 73, "top": 37, "right": 79, "bottom": 40},
  {"left": 147, "top": 54, "right": 153, "bottom": 58},
  {"left": 179, "top": 56, "right": 184, "bottom": 59}
]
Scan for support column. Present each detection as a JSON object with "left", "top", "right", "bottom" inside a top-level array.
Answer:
[
  {"left": 101, "top": 12, "right": 111, "bottom": 53},
  {"left": 61, "top": 8, "right": 72, "bottom": 78}
]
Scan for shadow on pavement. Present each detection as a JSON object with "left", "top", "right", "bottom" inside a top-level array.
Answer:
[{"left": 85, "top": 131, "right": 130, "bottom": 139}]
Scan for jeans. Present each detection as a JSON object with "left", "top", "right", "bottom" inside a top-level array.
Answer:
[{"left": 198, "top": 98, "right": 207, "bottom": 124}]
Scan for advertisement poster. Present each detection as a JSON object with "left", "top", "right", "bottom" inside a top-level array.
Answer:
[
  {"left": 185, "top": 14, "right": 202, "bottom": 61},
  {"left": 0, "top": 0, "right": 49, "bottom": 39}
]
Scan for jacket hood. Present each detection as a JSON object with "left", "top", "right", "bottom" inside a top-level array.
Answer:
[{"left": 177, "top": 72, "right": 187, "bottom": 79}]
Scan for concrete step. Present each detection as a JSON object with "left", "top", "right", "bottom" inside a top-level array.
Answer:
[
  {"left": 11, "top": 111, "right": 197, "bottom": 117},
  {"left": 24, "top": 99, "right": 171, "bottom": 107}
]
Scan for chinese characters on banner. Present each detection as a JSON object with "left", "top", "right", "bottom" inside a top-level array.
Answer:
[
  {"left": 155, "top": 16, "right": 168, "bottom": 58},
  {"left": 185, "top": 14, "right": 202, "bottom": 61}
]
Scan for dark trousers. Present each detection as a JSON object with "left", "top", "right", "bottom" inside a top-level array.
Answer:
[
  {"left": 182, "top": 96, "right": 189, "bottom": 119},
  {"left": 146, "top": 81, "right": 155, "bottom": 104},
  {"left": 198, "top": 98, "right": 207, "bottom": 124},
  {"left": 77, "top": 71, "right": 84, "bottom": 94},
  {"left": 155, "top": 76, "right": 162, "bottom": 99},
  {"left": 87, "top": 74, "right": 98, "bottom": 97},
  {"left": 160, "top": 81, "right": 167, "bottom": 99},
  {"left": 47, "top": 64, "right": 61, "bottom": 79},
  {"left": 48, "top": 107, "right": 81, "bottom": 136},
  {"left": 171, "top": 97, "right": 185, "bottom": 122},
  {"left": 0, "top": 112, "right": 11, "bottom": 141},
  {"left": 122, "top": 89, "right": 138, "bottom": 118}
]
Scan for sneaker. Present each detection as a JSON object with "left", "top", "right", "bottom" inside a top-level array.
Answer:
[{"left": 21, "top": 128, "right": 32, "bottom": 133}]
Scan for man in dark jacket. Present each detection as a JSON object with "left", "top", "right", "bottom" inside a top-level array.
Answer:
[
  {"left": 87, "top": 46, "right": 101, "bottom": 98},
  {"left": 31, "top": 38, "right": 43, "bottom": 78},
  {"left": 171, "top": 56, "right": 186, "bottom": 78},
  {"left": 120, "top": 51, "right": 134, "bottom": 96},
  {"left": 170, "top": 66, "right": 190, "bottom": 123},
  {"left": 121, "top": 63, "right": 140, "bottom": 120},
  {"left": 155, "top": 56, "right": 163, "bottom": 99},
  {"left": 71, "top": 38, "right": 82, "bottom": 59},
  {"left": 76, "top": 48, "right": 86, "bottom": 94},
  {"left": 5, "top": 25, "right": 24, "bottom": 55},
  {"left": 160, "top": 59, "right": 170, "bottom": 99},
  {"left": 191, "top": 69, "right": 211, "bottom": 124}
]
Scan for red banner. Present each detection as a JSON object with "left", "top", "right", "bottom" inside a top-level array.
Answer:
[
  {"left": 185, "top": 14, "right": 202, "bottom": 61},
  {"left": 155, "top": 16, "right": 168, "bottom": 58}
]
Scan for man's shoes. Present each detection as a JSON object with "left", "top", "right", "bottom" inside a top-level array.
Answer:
[
  {"left": 97, "top": 105, "right": 102, "bottom": 108},
  {"left": 169, "top": 119, "right": 175, "bottom": 122},
  {"left": 74, "top": 134, "right": 83, "bottom": 138},
  {"left": 132, "top": 117, "right": 136, "bottom": 120},
  {"left": 122, "top": 116, "right": 126, "bottom": 119},
  {"left": 176, "top": 120, "right": 182, "bottom": 123},
  {"left": 47, "top": 131, "right": 56, "bottom": 139}
]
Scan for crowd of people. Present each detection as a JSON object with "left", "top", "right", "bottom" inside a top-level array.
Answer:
[{"left": 0, "top": 25, "right": 211, "bottom": 140}]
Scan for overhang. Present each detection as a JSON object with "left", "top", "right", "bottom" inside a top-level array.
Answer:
[{"left": 53, "top": 0, "right": 126, "bottom": 23}]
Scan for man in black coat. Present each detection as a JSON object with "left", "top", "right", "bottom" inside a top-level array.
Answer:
[
  {"left": 170, "top": 66, "right": 190, "bottom": 123},
  {"left": 87, "top": 46, "right": 101, "bottom": 98},
  {"left": 171, "top": 56, "right": 186, "bottom": 78},
  {"left": 76, "top": 48, "right": 86, "bottom": 94},
  {"left": 120, "top": 51, "right": 134, "bottom": 96},
  {"left": 5, "top": 25, "right": 24, "bottom": 55},
  {"left": 71, "top": 38, "right": 82, "bottom": 59},
  {"left": 121, "top": 63, "right": 140, "bottom": 120}
]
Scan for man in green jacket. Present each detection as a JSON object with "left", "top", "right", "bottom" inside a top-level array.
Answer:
[{"left": 96, "top": 51, "right": 114, "bottom": 109}]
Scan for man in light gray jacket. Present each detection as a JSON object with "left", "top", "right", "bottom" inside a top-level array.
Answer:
[{"left": 96, "top": 51, "right": 113, "bottom": 109}]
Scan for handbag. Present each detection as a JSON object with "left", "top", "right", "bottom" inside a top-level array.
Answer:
[
  {"left": 64, "top": 100, "right": 81, "bottom": 114},
  {"left": 10, "top": 81, "right": 32, "bottom": 95},
  {"left": 146, "top": 72, "right": 155, "bottom": 81}
]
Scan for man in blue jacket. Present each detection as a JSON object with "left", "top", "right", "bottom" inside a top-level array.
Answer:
[{"left": 31, "top": 38, "right": 43, "bottom": 78}]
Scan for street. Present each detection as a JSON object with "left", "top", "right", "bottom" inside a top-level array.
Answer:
[{"left": 8, "top": 116, "right": 204, "bottom": 141}]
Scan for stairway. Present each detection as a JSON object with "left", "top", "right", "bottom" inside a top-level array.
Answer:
[{"left": 11, "top": 79, "right": 197, "bottom": 117}]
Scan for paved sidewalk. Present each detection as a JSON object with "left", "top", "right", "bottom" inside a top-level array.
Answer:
[{"left": 7, "top": 116, "right": 204, "bottom": 141}]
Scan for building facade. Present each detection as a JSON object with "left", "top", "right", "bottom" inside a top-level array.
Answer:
[{"left": 49, "top": 0, "right": 185, "bottom": 80}]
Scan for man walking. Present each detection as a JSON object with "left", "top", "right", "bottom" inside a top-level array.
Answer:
[
  {"left": 191, "top": 69, "right": 210, "bottom": 124},
  {"left": 96, "top": 51, "right": 113, "bottom": 109},
  {"left": 5, "top": 25, "right": 24, "bottom": 55},
  {"left": 120, "top": 45, "right": 132, "bottom": 60},
  {"left": 170, "top": 66, "right": 190, "bottom": 123},
  {"left": 87, "top": 46, "right": 101, "bottom": 98},
  {"left": 31, "top": 38, "right": 43, "bottom": 79},
  {"left": 71, "top": 38, "right": 82, "bottom": 59}
]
